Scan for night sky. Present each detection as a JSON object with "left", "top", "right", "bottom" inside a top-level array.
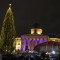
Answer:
[{"left": 0, "top": 0, "right": 60, "bottom": 36}]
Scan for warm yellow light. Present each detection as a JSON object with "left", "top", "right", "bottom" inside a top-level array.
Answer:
[
  {"left": 16, "top": 40, "right": 21, "bottom": 50},
  {"left": 31, "top": 29, "right": 35, "bottom": 34},
  {"left": 36, "top": 29, "right": 42, "bottom": 35},
  {"left": 46, "top": 52, "right": 48, "bottom": 55},
  {"left": 14, "top": 37, "right": 21, "bottom": 51},
  {"left": 46, "top": 52, "right": 51, "bottom": 55},
  {"left": 52, "top": 40, "right": 55, "bottom": 41}
]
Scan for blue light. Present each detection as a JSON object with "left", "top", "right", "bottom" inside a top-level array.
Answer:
[{"left": 52, "top": 50, "right": 55, "bottom": 54}]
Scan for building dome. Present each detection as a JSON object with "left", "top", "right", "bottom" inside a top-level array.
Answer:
[
  {"left": 32, "top": 23, "right": 42, "bottom": 29},
  {"left": 31, "top": 23, "right": 42, "bottom": 35}
]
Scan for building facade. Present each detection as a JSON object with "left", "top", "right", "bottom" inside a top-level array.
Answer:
[
  {"left": 14, "top": 37, "right": 21, "bottom": 51},
  {"left": 14, "top": 23, "right": 60, "bottom": 53},
  {"left": 15, "top": 23, "right": 49, "bottom": 52},
  {"left": 21, "top": 34, "right": 48, "bottom": 52}
]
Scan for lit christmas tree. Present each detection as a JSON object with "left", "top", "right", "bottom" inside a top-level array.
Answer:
[{"left": 0, "top": 4, "right": 16, "bottom": 53}]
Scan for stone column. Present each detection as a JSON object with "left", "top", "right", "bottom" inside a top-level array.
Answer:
[
  {"left": 43, "top": 38, "right": 44, "bottom": 43},
  {"left": 28, "top": 38, "right": 30, "bottom": 50},
  {"left": 35, "top": 38, "right": 37, "bottom": 46},
  {"left": 24, "top": 38, "right": 26, "bottom": 51},
  {"left": 31, "top": 39, "right": 33, "bottom": 51},
  {"left": 39, "top": 38, "right": 40, "bottom": 44}
]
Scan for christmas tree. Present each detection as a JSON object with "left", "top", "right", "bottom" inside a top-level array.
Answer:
[{"left": 0, "top": 4, "right": 16, "bottom": 53}]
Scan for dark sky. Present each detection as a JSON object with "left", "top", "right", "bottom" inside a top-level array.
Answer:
[{"left": 0, "top": 0, "right": 60, "bottom": 36}]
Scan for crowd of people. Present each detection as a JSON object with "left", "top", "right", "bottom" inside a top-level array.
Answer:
[{"left": 2, "top": 52, "right": 60, "bottom": 60}]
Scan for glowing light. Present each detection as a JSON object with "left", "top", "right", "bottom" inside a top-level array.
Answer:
[
  {"left": 15, "top": 37, "right": 21, "bottom": 51},
  {"left": 36, "top": 29, "right": 42, "bottom": 35},
  {"left": 22, "top": 48, "right": 24, "bottom": 51},
  {"left": 33, "top": 38, "right": 35, "bottom": 41},
  {"left": 9, "top": 4, "right": 11, "bottom": 6},
  {"left": 22, "top": 38, "right": 25, "bottom": 41},
  {"left": 40, "top": 39, "right": 43, "bottom": 44},
  {"left": 52, "top": 40, "right": 55, "bottom": 41},
  {"left": 45, "top": 52, "right": 48, "bottom": 55},
  {"left": 31, "top": 29, "right": 35, "bottom": 34},
  {"left": 52, "top": 51, "right": 55, "bottom": 54},
  {"left": 37, "top": 38, "right": 39, "bottom": 41},
  {"left": 44, "top": 39, "right": 47, "bottom": 42},
  {"left": 26, "top": 38, "right": 28, "bottom": 40},
  {"left": 30, "top": 38, "right": 32, "bottom": 41}
]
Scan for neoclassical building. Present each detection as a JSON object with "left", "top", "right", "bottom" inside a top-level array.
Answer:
[
  {"left": 14, "top": 23, "right": 60, "bottom": 53},
  {"left": 21, "top": 34, "right": 48, "bottom": 52},
  {"left": 15, "top": 23, "right": 49, "bottom": 52}
]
